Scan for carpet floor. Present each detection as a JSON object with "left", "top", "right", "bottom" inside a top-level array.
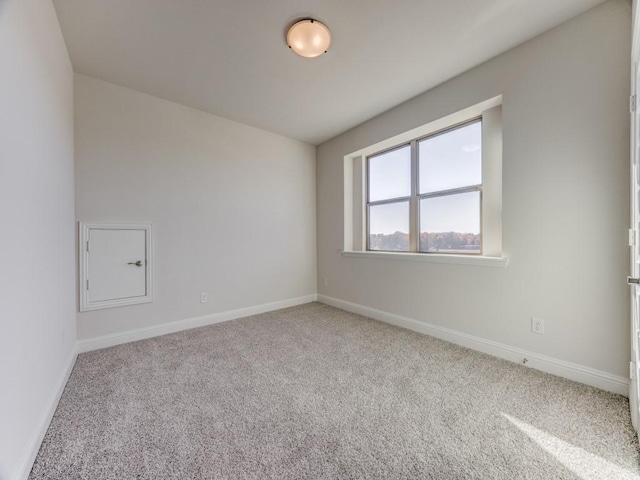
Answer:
[{"left": 30, "top": 302, "right": 640, "bottom": 479}]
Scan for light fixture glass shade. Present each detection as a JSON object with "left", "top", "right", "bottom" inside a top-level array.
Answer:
[{"left": 287, "top": 19, "right": 331, "bottom": 58}]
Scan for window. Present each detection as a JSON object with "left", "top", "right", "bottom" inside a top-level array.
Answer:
[
  {"left": 343, "top": 97, "right": 504, "bottom": 267},
  {"left": 367, "top": 119, "right": 483, "bottom": 255}
]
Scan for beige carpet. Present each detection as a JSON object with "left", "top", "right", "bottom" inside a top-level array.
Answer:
[{"left": 30, "top": 302, "right": 640, "bottom": 479}]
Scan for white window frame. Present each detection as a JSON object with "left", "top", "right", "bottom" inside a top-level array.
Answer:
[
  {"left": 366, "top": 118, "right": 483, "bottom": 255},
  {"left": 343, "top": 97, "right": 507, "bottom": 268}
]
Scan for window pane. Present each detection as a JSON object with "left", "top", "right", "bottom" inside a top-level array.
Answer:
[
  {"left": 368, "top": 145, "right": 411, "bottom": 202},
  {"left": 420, "top": 191, "right": 480, "bottom": 253},
  {"left": 419, "top": 121, "right": 482, "bottom": 194},
  {"left": 369, "top": 201, "right": 410, "bottom": 251}
]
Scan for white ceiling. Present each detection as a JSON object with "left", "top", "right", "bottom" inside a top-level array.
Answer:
[{"left": 53, "top": 0, "right": 606, "bottom": 145}]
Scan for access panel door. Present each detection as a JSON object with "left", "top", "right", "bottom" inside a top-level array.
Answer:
[{"left": 79, "top": 223, "right": 153, "bottom": 311}]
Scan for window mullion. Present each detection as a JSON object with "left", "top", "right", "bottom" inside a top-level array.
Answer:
[
  {"left": 409, "top": 139, "right": 418, "bottom": 252},
  {"left": 368, "top": 196, "right": 412, "bottom": 207}
]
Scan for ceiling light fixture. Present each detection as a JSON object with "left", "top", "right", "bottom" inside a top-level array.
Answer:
[{"left": 286, "top": 19, "right": 331, "bottom": 58}]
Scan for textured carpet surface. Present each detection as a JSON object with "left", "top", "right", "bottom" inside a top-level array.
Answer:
[{"left": 30, "top": 302, "right": 640, "bottom": 479}]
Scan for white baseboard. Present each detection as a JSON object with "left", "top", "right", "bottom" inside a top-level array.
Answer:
[
  {"left": 16, "top": 349, "right": 77, "bottom": 480},
  {"left": 317, "top": 295, "right": 630, "bottom": 397},
  {"left": 77, "top": 294, "right": 318, "bottom": 353}
]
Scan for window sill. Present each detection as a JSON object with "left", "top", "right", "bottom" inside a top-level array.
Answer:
[{"left": 340, "top": 250, "right": 509, "bottom": 268}]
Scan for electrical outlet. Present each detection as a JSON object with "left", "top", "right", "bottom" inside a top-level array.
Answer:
[
  {"left": 200, "top": 292, "right": 208, "bottom": 303},
  {"left": 531, "top": 317, "right": 544, "bottom": 335},
  {"left": 323, "top": 277, "right": 328, "bottom": 287}
]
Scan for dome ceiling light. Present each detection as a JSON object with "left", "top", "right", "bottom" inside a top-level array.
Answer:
[{"left": 286, "top": 19, "right": 331, "bottom": 58}]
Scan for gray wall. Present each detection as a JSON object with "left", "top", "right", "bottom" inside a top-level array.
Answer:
[
  {"left": 316, "top": 0, "right": 631, "bottom": 377},
  {"left": 75, "top": 74, "right": 317, "bottom": 340},
  {"left": 0, "top": 0, "right": 76, "bottom": 478}
]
